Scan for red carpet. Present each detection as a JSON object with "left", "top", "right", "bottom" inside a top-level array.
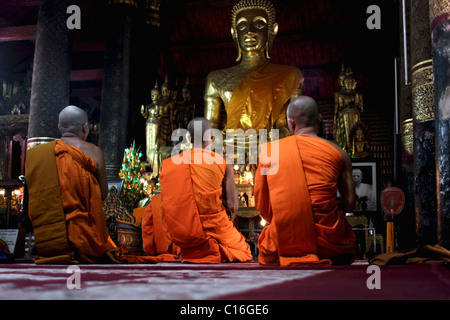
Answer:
[
  {"left": 215, "top": 262, "right": 450, "bottom": 300},
  {"left": 1, "top": 261, "right": 449, "bottom": 301}
]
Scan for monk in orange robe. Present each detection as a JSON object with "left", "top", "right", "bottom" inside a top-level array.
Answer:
[
  {"left": 140, "top": 193, "right": 179, "bottom": 261},
  {"left": 255, "top": 96, "right": 357, "bottom": 266},
  {"left": 156, "top": 118, "right": 252, "bottom": 263},
  {"left": 26, "top": 105, "right": 120, "bottom": 264}
]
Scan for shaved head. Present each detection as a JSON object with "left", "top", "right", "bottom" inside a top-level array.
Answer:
[
  {"left": 287, "top": 96, "right": 319, "bottom": 128},
  {"left": 187, "top": 117, "right": 213, "bottom": 147},
  {"left": 58, "top": 105, "right": 89, "bottom": 136}
]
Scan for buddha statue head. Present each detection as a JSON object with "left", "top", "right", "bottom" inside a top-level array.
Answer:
[
  {"left": 343, "top": 67, "right": 356, "bottom": 93},
  {"left": 231, "top": 0, "right": 278, "bottom": 61},
  {"left": 338, "top": 63, "right": 347, "bottom": 89},
  {"left": 161, "top": 75, "right": 171, "bottom": 99},
  {"left": 151, "top": 80, "right": 160, "bottom": 104}
]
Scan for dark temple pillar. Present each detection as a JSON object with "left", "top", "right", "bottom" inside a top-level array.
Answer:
[
  {"left": 27, "top": 0, "right": 72, "bottom": 148},
  {"left": 398, "top": 0, "right": 416, "bottom": 250},
  {"left": 127, "top": 0, "right": 162, "bottom": 156},
  {"left": 98, "top": 1, "right": 137, "bottom": 179},
  {"left": 430, "top": 0, "right": 450, "bottom": 249},
  {"left": 410, "top": 1, "right": 437, "bottom": 247}
]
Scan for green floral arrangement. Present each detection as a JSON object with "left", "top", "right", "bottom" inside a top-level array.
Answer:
[{"left": 118, "top": 141, "right": 145, "bottom": 214}]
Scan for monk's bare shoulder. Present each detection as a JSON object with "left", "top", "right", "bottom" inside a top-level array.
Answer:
[
  {"left": 62, "top": 137, "right": 104, "bottom": 167},
  {"left": 80, "top": 141, "right": 104, "bottom": 165}
]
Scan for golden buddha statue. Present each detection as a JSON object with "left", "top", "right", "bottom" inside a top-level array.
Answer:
[
  {"left": 141, "top": 81, "right": 162, "bottom": 178},
  {"left": 204, "top": 0, "right": 303, "bottom": 138},
  {"left": 158, "top": 76, "right": 175, "bottom": 147},
  {"left": 333, "top": 67, "right": 363, "bottom": 153}
]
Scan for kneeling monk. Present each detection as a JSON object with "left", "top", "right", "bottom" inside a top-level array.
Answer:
[
  {"left": 26, "top": 105, "right": 119, "bottom": 264},
  {"left": 255, "top": 96, "right": 357, "bottom": 266},
  {"left": 158, "top": 118, "right": 252, "bottom": 263}
]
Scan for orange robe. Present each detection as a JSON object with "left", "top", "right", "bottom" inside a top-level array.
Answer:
[
  {"left": 141, "top": 194, "right": 178, "bottom": 261},
  {"left": 159, "top": 148, "right": 252, "bottom": 263},
  {"left": 226, "top": 61, "right": 303, "bottom": 131},
  {"left": 26, "top": 140, "right": 119, "bottom": 264},
  {"left": 255, "top": 135, "right": 356, "bottom": 266}
]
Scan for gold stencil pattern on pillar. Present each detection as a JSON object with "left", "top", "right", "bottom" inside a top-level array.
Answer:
[
  {"left": 429, "top": 0, "right": 450, "bottom": 27},
  {"left": 412, "top": 60, "right": 435, "bottom": 123},
  {"left": 401, "top": 118, "right": 414, "bottom": 155}
]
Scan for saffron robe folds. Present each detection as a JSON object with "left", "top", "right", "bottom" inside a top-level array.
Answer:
[
  {"left": 26, "top": 140, "right": 119, "bottom": 264},
  {"left": 159, "top": 148, "right": 252, "bottom": 263},
  {"left": 141, "top": 194, "right": 178, "bottom": 261},
  {"left": 255, "top": 136, "right": 356, "bottom": 266},
  {"left": 226, "top": 61, "right": 303, "bottom": 131}
]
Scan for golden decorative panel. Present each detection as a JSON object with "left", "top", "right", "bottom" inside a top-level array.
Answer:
[
  {"left": 235, "top": 207, "right": 260, "bottom": 219},
  {"left": 401, "top": 118, "right": 414, "bottom": 155},
  {"left": 26, "top": 137, "right": 56, "bottom": 150},
  {"left": 116, "top": 226, "right": 142, "bottom": 252},
  {"left": 412, "top": 60, "right": 435, "bottom": 123},
  {"left": 429, "top": 0, "right": 450, "bottom": 27},
  {"left": 103, "top": 186, "right": 135, "bottom": 223}
]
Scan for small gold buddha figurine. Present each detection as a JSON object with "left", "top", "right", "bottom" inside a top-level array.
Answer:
[
  {"left": 157, "top": 75, "right": 175, "bottom": 147},
  {"left": 350, "top": 121, "right": 371, "bottom": 158},
  {"left": 141, "top": 81, "right": 162, "bottom": 178},
  {"left": 333, "top": 67, "right": 363, "bottom": 153},
  {"left": 204, "top": 0, "right": 303, "bottom": 137}
]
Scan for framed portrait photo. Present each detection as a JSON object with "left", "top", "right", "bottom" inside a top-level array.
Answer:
[{"left": 351, "top": 159, "right": 378, "bottom": 213}]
